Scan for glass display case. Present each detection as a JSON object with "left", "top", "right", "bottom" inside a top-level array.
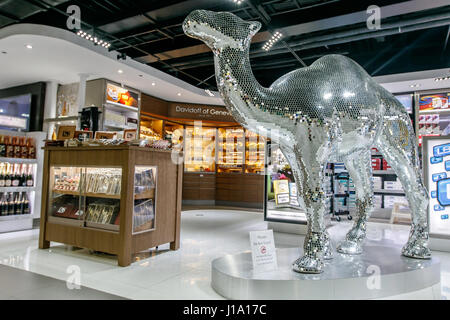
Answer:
[
  {"left": 48, "top": 166, "right": 122, "bottom": 231},
  {"left": 217, "top": 127, "right": 244, "bottom": 173},
  {"left": 184, "top": 126, "right": 216, "bottom": 173},
  {"left": 264, "top": 142, "right": 307, "bottom": 224},
  {"left": 140, "top": 115, "right": 163, "bottom": 141},
  {"left": 164, "top": 121, "right": 184, "bottom": 146},
  {"left": 133, "top": 166, "right": 157, "bottom": 234},
  {"left": 245, "top": 130, "right": 265, "bottom": 174}
]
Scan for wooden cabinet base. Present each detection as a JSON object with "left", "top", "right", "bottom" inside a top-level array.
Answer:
[{"left": 39, "top": 146, "right": 183, "bottom": 267}]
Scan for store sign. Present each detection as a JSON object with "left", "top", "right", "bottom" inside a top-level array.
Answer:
[
  {"left": 106, "top": 83, "right": 139, "bottom": 108},
  {"left": 426, "top": 138, "right": 450, "bottom": 236},
  {"left": 419, "top": 92, "right": 450, "bottom": 111},
  {"left": 168, "top": 103, "right": 235, "bottom": 122},
  {"left": 249, "top": 230, "right": 278, "bottom": 273}
]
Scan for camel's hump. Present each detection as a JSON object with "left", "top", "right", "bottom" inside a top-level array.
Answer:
[{"left": 270, "top": 54, "right": 370, "bottom": 89}]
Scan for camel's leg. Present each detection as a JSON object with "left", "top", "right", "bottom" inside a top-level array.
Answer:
[
  {"left": 286, "top": 155, "right": 330, "bottom": 273},
  {"left": 375, "top": 113, "right": 431, "bottom": 259},
  {"left": 337, "top": 151, "right": 374, "bottom": 255}
]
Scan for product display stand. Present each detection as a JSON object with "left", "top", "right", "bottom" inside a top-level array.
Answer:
[{"left": 38, "top": 146, "right": 182, "bottom": 266}]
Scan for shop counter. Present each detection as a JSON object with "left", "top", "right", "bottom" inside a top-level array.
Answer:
[{"left": 39, "top": 146, "right": 183, "bottom": 266}]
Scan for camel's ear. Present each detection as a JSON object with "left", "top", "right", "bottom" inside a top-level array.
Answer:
[{"left": 248, "top": 21, "right": 262, "bottom": 37}]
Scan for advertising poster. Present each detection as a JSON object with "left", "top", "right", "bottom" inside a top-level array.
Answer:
[
  {"left": 419, "top": 93, "right": 449, "bottom": 111},
  {"left": 106, "top": 83, "right": 139, "bottom": 108},
  {"left": 273, "top": 179, "right": 290, "bottom": 205},
  {"left": 426, "top": 138, "right": 450, "bottom": 236},
  {"left": 0, "top": 94, "right": 31, "bottom": 131}
]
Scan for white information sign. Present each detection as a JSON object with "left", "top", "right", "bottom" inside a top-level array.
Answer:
[{"left": 249, "top": 230, "right": 278, "bottom": 273}]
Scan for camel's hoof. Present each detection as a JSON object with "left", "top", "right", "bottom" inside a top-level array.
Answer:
[
  {"left": 336, "top": 239, "right": 363, "bottom": 255},
  {"left": 323, "top": 245, "right": 334, "bottom": 260},
  {"left": 402, "top": 242, "right": 432, "bottom": 260},
  {"left": 292, "top": 255, "right": 324, "bottom": 274}
]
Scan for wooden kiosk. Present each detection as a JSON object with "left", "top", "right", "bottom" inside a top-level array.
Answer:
[{"left": 39, "top": 146, "right": 183, "bottom": 267}]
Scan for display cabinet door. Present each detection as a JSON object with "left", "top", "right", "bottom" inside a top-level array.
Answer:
[
  {"left": 133, "top": 166, "right": 157, "bottom": 234},
  {"left": 83, "top": 167, "right": 122, "bottom": 232},
  {"left": 47, "top": 166, "right": 83, "bottom": 226}
]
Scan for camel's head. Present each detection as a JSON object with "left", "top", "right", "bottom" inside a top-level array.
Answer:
[{"left": 183, "top": 10, "right": 261, "bottom": 51}]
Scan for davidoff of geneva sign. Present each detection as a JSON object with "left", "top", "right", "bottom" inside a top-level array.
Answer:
[{"left": 168, "top": 103, "right": 235, "bottom": 122}]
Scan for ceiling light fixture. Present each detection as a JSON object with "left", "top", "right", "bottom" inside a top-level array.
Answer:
[
  {"left": 25, "top": 44, "right": 33, "bottom": 49},
  {"left": 263, "top": 31, "right": 283, "bottom": 51},
  {"left": 151, "top": 82, "right": 156, "bottom": 86},
  {"left": 76, "top": 30, "right": 111, "bottom": 49},
  {"left": 410, "top": 84, "right": 420, "bottom": 88},
  {"left": 205, "top": 89, "right": 215, "bottom": 97},
  {"left": 177, "top": 93, "right": 181, "bottom": 96},
  {"left": 118, "top": 69, "right": 123, "bottom": 74},
  {"left": 232, "top": 0, "right": 244, "bottom": 4},
  {"left": 434, "top": 76, "right": 450, "bottom": 82}
]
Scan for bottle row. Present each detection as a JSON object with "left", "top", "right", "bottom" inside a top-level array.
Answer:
[
  {"left": 0, "top": 163, "right": 34, "bottom": 188},
  {"left": 0, "top": 192, "right": 30, "bottom": 216},
  {"left": 0, "top": 135, "right": 36, "bottom": 159}
]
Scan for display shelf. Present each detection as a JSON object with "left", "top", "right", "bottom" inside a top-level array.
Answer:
[
  {"left": 0, "top": 186, "right": 35, "bottom": 192},
  {"left": 419, "top": 109, "right": 450, "bottom": 114},
  {"left": 52, "top": 189, "right": 121, "bottom": 199},
  {"left": 0, "top": 157, "right": 37, "bottom": 164},
  {"left": 85, "top": 221, "right": 119, "bottom": 232},
  {"left": 104, "top": 102, "right": 138, "bottom": 113},
  {"left": 134, "top": 188, "right": 155, "bottom": 200},
  {"left": 44, "top": 116, "right": 79, "bottom": 123},
  {"left": 372, "top": 170, "right": 396, "bottom": 175},
  {"left": 374, "top": 189, "right": 405, "bottom": 195},
  {"left": 0, "top": 214, "right": 32, "bottom": 221}
]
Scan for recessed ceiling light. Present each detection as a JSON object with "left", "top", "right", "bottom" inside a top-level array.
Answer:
[
  {"left": 205, "top": 89, "right": 214, "bottom": 97},
  {"left": 410, "top": 84, "right": 420, "bottom": 88},
  {"left": 25, "top": 44, "right": 33, "bottom": 49},
  {"left": 151, "top": 82, "right": 156, "bottom": 86},
  {"left": 177, "top": 93, "right": 181, "bottom": 96},
  {"left": 118, "top": 69, "right": 123, "bottom": 74}
]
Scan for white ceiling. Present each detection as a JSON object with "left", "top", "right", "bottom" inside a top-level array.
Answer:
[
  {"left": 0, "top": 23, "right": 449, "bottom": 107},
  {"left": 0, "top": 23, "right": 225, "bottom": 105}
]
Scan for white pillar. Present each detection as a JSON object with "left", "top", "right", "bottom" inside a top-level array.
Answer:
[
  {"left": 77, "top": 73, "right": 89, "bottom": 112},
  {"left": 43, "top": 81, "right": 59, "bottom": 138}
]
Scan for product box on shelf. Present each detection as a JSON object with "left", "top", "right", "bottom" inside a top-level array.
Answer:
[
  {"left": 382, "top": 159, "right": 391, "bottom": 170},
  {"left": 372, "top": 158, "right": 381, "bottom": 170},
  {"left": 371, "top": 176, "right": 382, "bottom": 189},
  {"left": 384, "top": 180, "right": 403, "bottom": 190}
]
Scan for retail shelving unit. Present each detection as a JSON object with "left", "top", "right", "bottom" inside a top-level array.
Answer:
[
  {"left": 39, "top": 146, "right": 182, "bottom": 267},
  {"left": 0, "top": 130, "right": 45, "bottom": 233}
]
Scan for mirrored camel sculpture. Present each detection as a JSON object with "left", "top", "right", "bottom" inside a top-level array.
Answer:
[{"left": 183, "top": 10, "right": 431, "bottom": 274}]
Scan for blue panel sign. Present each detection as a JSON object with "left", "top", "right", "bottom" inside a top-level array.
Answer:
[
  {"left": 434, "top": 143, "right": 450, "bottom": 157},
  {"left": 431, "top": 156, "right": 443, "bottom": 164},
  {"left": 434, "top": 204, "right": 445, "bottom": 211},
  {"left": 433, "top": 172, "right": 447, "bottom": 182},
  {"left": 437, "top": 178, "right": 450, "bottom": 206},
  {"left": 431, "top": 191, "right": 437, "bottom": 198},
  {"left": 446, "top": 160, "right": 450, "bottom": 171},
  {"left": 441, "top": 214, "right": 449, "bottom": 220}
]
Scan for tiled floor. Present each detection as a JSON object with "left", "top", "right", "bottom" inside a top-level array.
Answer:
[{"left": 0, "top": 209, "right": 449, "bottom": 300}]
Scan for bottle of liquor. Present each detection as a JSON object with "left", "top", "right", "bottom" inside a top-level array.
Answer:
[
  {"left": 13, "top": 192, "right": 19, "bottom": 215},
  {"left": 5, "top": 136, "right": 14, "bottom": 158},
  {"left": 22, "top": 192, "right": 30, "bottom": 215},
  {"left": 27, "top": 138, "right": 36, "bottom": 159},
  {"left": 4, "top": 163, "right": 11, "bottom": 187},
  {"left": 26, "top": 164, "right": 34, "bottom": 187},
  {"left": 11, "top": 164, "right": 20, "bottom": 187},
  {"left": 20, "top": 137, "right": 28, "bottom": 159},
  {"left": 13, "top": 137, "right": 21, "bottom": 158},
  {"left": 0, "top": 136, "right": 5, "bottom": 157},
  {"left": 7, "top": 193, "right": 14, "bottom": 215},
  {"left": 0, "top": 193, "right": 6, "bottom": 216},
  {"left": 0, "top": 163, "right": 5, "bottom": 187}
]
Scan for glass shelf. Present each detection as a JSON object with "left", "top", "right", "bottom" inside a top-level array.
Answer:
[
  {"left": 184, "top": 127, "right": 216, "bottom": 173},
  {"left": 133, "top": 166, "right": 157, "bottom": 234}
]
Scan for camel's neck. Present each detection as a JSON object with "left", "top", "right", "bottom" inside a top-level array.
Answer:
[{"left": 214, "top": 47, "right": 271, "bottom": 129}]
